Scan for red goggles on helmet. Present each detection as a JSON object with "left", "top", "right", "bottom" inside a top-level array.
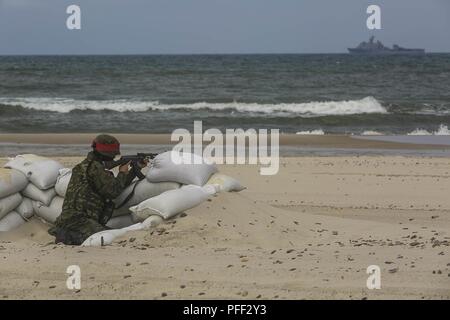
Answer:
[{"left": 92, "top": 142, "right": 120, "bottom": 153}]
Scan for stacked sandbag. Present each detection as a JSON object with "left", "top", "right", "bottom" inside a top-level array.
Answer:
[
  {"left": 32, "top": 196, "right": 65, "bottom": 224},
  {"left": 22, "top": 184, "right": 56, "bottom": 206},
  {"left": 0, "top": 211, "right": 26, "bottom": 232},
  {"left": 106, "top": 215, "right": 135, "bottom": 229},
  {"left": 0, "top": 168, "right": 28, "bottom": 231},
  {"left": 129, "top": 153, "right": 245, "bottom": 224},
  {"left": 0, "top": 193, "right": 23, "bottom": 221},
  {"left": 147, "top": 151, "right": 218, "bottom": 186},
  {"left": 113, "top": 179, "right": 180, "bottom": 216},
  {"left": 5, "top": 154, "right": 63, "bottom": 225},
  {"left": 130, "top": 184, "right": 219, "bottom": 222},
  {"left": 0, "top": 168, "right": 28, "bottom": 198},
  {"left": 53, "top": 167, "right": 181, "bottom": 217},
  {"left": 15, "top": 197, "right": 34, "bottom": 220},
  {"left": 207, "top": 173, "right": 246, "bottom": 192},
  {"left": 55, "top": 168, "right": 71, "bottom": 197},
  {"left": 5, "top": 154, "right": 63, "bottom": 189}
]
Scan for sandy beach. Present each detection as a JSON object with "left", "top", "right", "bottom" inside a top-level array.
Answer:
[
  {"left": 1, "top": 0, "right": 450, "bottom": 305},
  {"left": 0, "top": 136, "right": 449, "bottom": 299},
  {"left": 1, "top": 133, "right": 449, "bottom": 150}
]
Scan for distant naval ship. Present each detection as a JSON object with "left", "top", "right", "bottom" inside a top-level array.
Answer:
[{"left": 348, "top": 36, "right": 425, "bottom": 55}]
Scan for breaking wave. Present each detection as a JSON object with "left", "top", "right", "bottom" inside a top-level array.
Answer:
[
  {"left": 296, "top": 129, "right": 325, "bottom": 135},
  {"left": 407, "top": 124, "right": 450, "bottom": 136},
  {"left": 361, "top": 130, "right": 383, "bottom": 136},
  {"left": 0, "top": 96, "right": 387, "bottom": 116}
]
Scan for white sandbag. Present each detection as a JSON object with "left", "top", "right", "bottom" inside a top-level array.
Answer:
[
  {"left": 0, "top": 211, "right": 26, "bottom": 232},
  {"left": 106, "top": 215, "right": 135, "bottom": 229},
  {"left": 5, "top": 154, "right": 64, "bottom": 189},
  {"left": 32, "top": 196, "right": 64, "bottom": 223},
  {"left": 0, "top": 193, "right": 22, "bottom": 220},
  {"left": 82, "top": 223, "right": 143, "bottom": 247},
  {"left": 15, "top": 197, "right": 34, "bottom": 219},
  {"left": 141, "top": 215, "right": 164, "bottom": 229},
  {"left": 113, "top": 179, "right": 180, "bottom": 216},
  {"left": 207, "top": 173, "right": 246, "bottom": 192},
  {"left": 83, "top": 215, "right": 166, "bottom": 247},
  {"left": 130, "top": 184, "right": 218, "bottom": 222},
  {"left": 55, "top": 168, "right": 72, "bottom": 197},
  {"left": 22, "top": 183, "right": 56, "bottom": 206},
  {"left": 0, "top": 168, "right": 28, "bottom": 198},
  {"left": 146, "top": 151, "right": 218, "bottom": 186}
]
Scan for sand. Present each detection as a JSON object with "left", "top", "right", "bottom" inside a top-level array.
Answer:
[
  {"left": 1, "top": 133, "right": 449, "bottom": 149},
  {"left": 0, "top": 153, "right": 449, "bottom": 300}
]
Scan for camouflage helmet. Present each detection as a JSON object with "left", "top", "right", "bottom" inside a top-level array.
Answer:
[{"left": 91, "top": 134, "right": 121, "bottom": 158}]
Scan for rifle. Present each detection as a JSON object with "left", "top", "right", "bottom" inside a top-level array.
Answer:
[{"left": 104, "top": 153, "right": 158, "bottom": 180}]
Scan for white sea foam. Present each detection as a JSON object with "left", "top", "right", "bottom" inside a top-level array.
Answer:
[
  {"left": 296, "top": 129, "right": 325, "bottom": 135},
  {"left": 0, "top": 98, "right": 152, "bottom": 113},
  {"left": 407, "top": 125, "right": 450, "bottom": 136},
  {"left": 0, "top": 96, "right": 387, "bottom": 116},
  {"left": 407, "top": 129, "right": 432, "bottom": 136},
  {"left": 361, "top": 131, "right": 383, "bottom": 136},
  {"left": 434, "top": 124, "right": 450, "bottom": 135}
]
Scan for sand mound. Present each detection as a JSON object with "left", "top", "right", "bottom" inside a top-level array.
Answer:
[
  {"left": 0, "top": 190, "right": 440, "bottom": 253},
  {"left": 116, "top": 191, "right": 419, "bottom": 251},
  {"left": 125, "top": 192, "right": 313, "bottom": 249},
  {"left": 0, "top": 190, "right": 428, "bottom": 250}
]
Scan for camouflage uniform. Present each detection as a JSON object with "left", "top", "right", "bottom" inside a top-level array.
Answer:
[{"left": 48, "top": 151, "right": 136, "bottom": 245}]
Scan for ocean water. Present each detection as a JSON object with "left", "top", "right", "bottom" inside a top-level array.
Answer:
[{"left": 0, "top": 54, "right": 449, "bottom": 134}]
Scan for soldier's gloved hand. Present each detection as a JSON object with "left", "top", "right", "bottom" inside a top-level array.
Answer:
[{"left": 119, "top": 161, "right": 131, "bottom": 173}]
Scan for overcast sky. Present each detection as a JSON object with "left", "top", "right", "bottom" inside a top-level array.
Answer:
[{"left": 0, "top": 0, "right": 449, "bottom": 54}]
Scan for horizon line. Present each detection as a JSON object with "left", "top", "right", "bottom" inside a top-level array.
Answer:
[{"left": 0, "top": 51, "right": 448, "bottom": 56}]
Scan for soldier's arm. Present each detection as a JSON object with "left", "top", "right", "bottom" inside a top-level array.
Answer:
[{"left": 88, "top": 162, "right": 135, "bottom": 199}]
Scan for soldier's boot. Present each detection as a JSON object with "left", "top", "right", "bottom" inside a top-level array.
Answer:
[{"left": 53, "top": 228, "right": 86, "bottom": 246}]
